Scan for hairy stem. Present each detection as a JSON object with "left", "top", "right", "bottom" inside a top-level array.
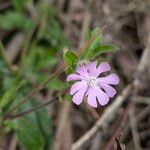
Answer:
[
  {"left": 5, "top": 97, "right": 58, "bottom": 120},
  {"left": 7, "top": 65, "right": 65, "bottom": 114}
]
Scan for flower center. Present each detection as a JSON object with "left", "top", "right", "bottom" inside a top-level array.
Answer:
[{"left": 88, "top": 78, "right": 97, "bottom": 87}]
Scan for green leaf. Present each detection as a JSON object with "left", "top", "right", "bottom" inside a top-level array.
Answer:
[
  {"left": 12, "top": 0, "right": 27, "bottom": 12},
  {"left": 4, "top": 117, "right": 45, "bottom": 150},
  {"left": 65, "top": 94, "right": 72, "bottom": 102},
  {"left": 82, "top": 28, "right": 103, "bottom": 59},
  {"left": 37, "top": 8, "right": 69, "bottom": 50},
  {"left": 5, "top": 94, "right": 53, "bottom": 150},
  {"left": 88, "top": 28, "right": 103, "bottom": 50},
  {"left": 23, "top": 46, "right": 57, "bottom": 73},
  {"left": 93, "top": 45, "right": 119, "bottom": 58},
  {"left": 0, "top": 11, "right": 34, "bottom": 31},
  {"left": 0, "top": 81, "right": 24, "bottom": 109},
  {"left": 65, "top": 66, "right": 74, "bottom": 74},
  {"left": 30, "top": 100, "right": 53, "bottom": 149},
  {"left": 47, "top": 77, "right": 65, "bottom": 91},
  {"left": 16, "top": 118, "right": 44, "bottom": 150},
  {"left": 63, "top": 50, "right": 78, "bottom": 67}
]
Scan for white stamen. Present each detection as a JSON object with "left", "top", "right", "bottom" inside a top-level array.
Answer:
[{"left": 88, "top": 78, "right": 97, "bottom": 87}]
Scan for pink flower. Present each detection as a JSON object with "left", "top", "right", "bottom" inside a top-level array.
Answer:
[{"left": 67, "top": 61, "right": 120, "bottom": 108}]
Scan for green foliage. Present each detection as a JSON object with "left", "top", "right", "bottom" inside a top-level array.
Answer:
[
  {"left": 92, "top": 45, "right": 119, "bottom": 58},
  {"left": 4, "top": 95, "right": 53, "bottom": 150},
  {"left": 4, "top": 117, "right": 45, "bottom": 150},
  {"left": 0, "top": 82, "right": 21, "bottom": 109},
  {"left": 63, "top": 50, "right": 79, "bottom": 74},
  {"left": 20, "top": 45, "right": 66, "bottom": 91},
  {"left": 12, "top": 0, "right": 27, "bottom": 12},
  {"left": 65, "top": 94, "right": 72, "bottom": 102},
  {"left": 65, "top": 66, "right": 74, "bottom": 74},
  {"left": 16, "top": 118, "right": 44, "bottom": 150},
  {"left": 81, "top": 28, "right": 103, "bottom": 59},
  {"left": 88, "top": 28, "right": 103, "bottom": 50},
  {"left": 18, "top": 98, "right": 53, "bottom": 150},
  {"left": 47, "top": 77, "right": 65, "bottom": 91},
  {"left": 0, "top": 11, "right": 34, "bottom": 31},
  {"left": 37, "top": 8, "right": 69, "bottom": 50},
  {"left": 63, "top": 50, "right": 78, "bottom": 67},
  {"left": 0, "top": 2, "right": 69, "bottom": 149},
  {"left": 80, "top": 28, "right": 119, "bottom": 60},
  {"left": 23, "top": 46, "right": 57, "bottom": 72},
  {"left": 30, "top": 100, "right": 53, "bottom": 149},
  {"left": 63, "top": 28, "right": 119, "bottom": 75}
]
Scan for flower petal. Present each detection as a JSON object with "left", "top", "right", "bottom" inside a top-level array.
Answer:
[
  {"left": 86, "top": 61, "right": 97, "bottom": 76},
  {"left": 98, "top": 74, "right": 120, "bottom": 85},
  {"left": 87, "top": 87, "right": 97, "bottom": 108},
  {"left": 76, "top": 66, "right": 88, "bottom": 77},
  {"left": 100, "top": 84, "right": 117, "bottom": 98},
  {"left": 72, "top": 86, "right": 87, "bottom": 105},
  {"left": 94, "top": 86, "right": 109, "bottom": 106},
  {"left": 70, "top": 81, "right": 87, "bottom": 95},
  {"left": 95, "top": 62, "right": 110, "bottom": 77},
  {"left": 67, "top": 74, "right": 83, "bottom": 81}
]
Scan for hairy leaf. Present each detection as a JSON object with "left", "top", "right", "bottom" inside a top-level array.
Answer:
[
  {"left": 93, "top": 45, "right": 119, "bottom": 58},
  {"left": 16, "top": 118, "right": 44, "bottom": 150},
  {"left": 63, "top": 50, "right": 78, "bottom": 67}
]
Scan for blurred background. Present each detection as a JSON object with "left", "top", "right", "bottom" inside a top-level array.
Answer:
[{"left": 0, "top": 0, "right": 150, "bottom": 150}]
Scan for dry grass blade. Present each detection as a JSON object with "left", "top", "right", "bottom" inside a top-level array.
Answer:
[{"left": 129, "top": 106, "right": 142, "bottom": 150}]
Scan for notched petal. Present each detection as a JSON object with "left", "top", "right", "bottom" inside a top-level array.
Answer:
[
  {"left": 100, "top": 84, "right": 117, "bottom": 98},
  {"left": 94, "top": 86, "right": 110, "bottom": 106},
  {"left": 67, "top": 74, "right": 83, "bottom": 81},
  {"left": 86, "top": 61, "right": 97, "bottom": 75},
  {"left": 70, "top": 81, "right": 87, "bottom": 95},
  {"left": 98, "top": 73, "right": 120, "bottom": 85},
  {"left": 72, "top": 86, "right": 87, "bottom": 105},
  {"left": 87, "top": 88, "right": 97, "bottom": 108},
  {"left": 95, "top": 61, "right": 111, "bottom": 77}
]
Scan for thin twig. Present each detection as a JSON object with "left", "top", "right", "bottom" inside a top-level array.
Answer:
[
  {"left": 122, "top": 105, "right": 150, "bottom": 142},
  {"left": 132, "top": 96, "right": 150, "bottom": 105},
  {"left": 5, "top": 97, "right": 58, "bottom": 120},
  {"left": 6, "top": 65, "right": 65, "bottom": 115},
  {"left": 53, "top": 101, "right": 72, "bottom": 150},
  {"left": 129, "top": 105, "right": 142, "bottom": 150}
]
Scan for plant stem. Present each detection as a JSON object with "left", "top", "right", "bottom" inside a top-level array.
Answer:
[
  {"left": 5, "top": 96, "right": 58, "bottom": 120},
  {"left": 7, "top": 65, "right": 65, "bottom": 114}
]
